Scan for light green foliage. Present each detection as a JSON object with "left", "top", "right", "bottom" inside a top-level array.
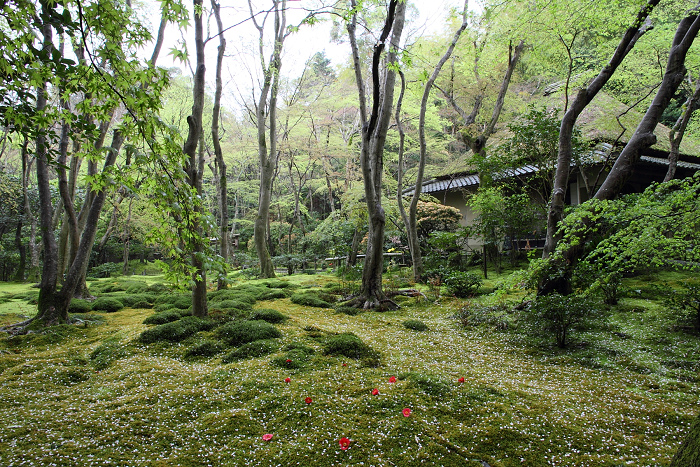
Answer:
[{"left": 665, "top": 281, "right": 700, "bottom": 331}]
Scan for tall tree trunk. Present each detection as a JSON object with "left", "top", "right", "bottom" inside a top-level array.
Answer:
[
  {"left": 400, "top": 1, "right": 469, "bottom": 283},
  {"left": 35, "top": 6, "right": 63, "bottom": 325},
  {"left": 347, "top": 0, "right": 405, "bottom": 309},
  {"left": 183, "top": 0, "right": 208, "bottom": 317},
  {"left": 211, "top": 0, "right": 229, "bottom": 289},
  {"left": 21, "top": 139, "right": 40, "bottom": 283},
  {"left": 251, "top": 0, "right": 287, "bottom": 279}
]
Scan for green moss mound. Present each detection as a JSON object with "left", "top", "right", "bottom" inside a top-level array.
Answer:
[
  {"left": 212, "top": 299, "right": 253, "bottom": 312},
  {"left": 184, "top": 340, "right": 223, "bottom": 358},
  {"left": 91, "top": 297, "right": 124, "bottom": 313},
  {"left": 143, "top": 310, "right": 183, "bottom": 325},
  {"left": 138, "top": 316, "right": 214, "bottom": 344},
  {"left": 403, "top": 319, "right": 428, "bottom": 331},
  {"left": 221, "top": 339, "right": 279, "bottom": 362},
  {"left": 119, "top": 293, "right": 156, "bottom": 308},
  {"left": 90, "top": 337, "right": 130, "bottom": 370},
  {"left": 257, "top": 289, "right": 289, "bottom": 300},
  {"left": 250, "top": 308, "right": 289, "bottom": 323},
  {"left": 291, "top": 292, "right": 333, "bottom": 308},
  {"left": 68, "top": 299, "right": 92, "bottom": 314},
  {"left": 323, "top": 333, "right": 377, "bottom": 360},
  {"left": 216, "top": 320, "right": 282, "bottom": 347},
  {"left": 335, "top": 305, "right": 362, "bottom": 316}
]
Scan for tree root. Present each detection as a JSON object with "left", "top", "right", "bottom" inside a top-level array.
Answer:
[{"left": 0, "top": 318, "right": 35, "bottom": 335}]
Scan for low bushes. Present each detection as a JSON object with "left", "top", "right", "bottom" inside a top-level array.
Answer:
[
  {"left": 91, "top": 297, "right": 124, "bottom": 313},
  {"left": 138, "top": 316, "right": 214, "bottom": 344},
  {"left": 250, "top": 308, "right": 289, "bottom": 323},
  {"left": 520, "top": 294, "right": 601, "bottom": 348},
  {"left": 323, "top": 333, "right": 379, "bottom": 363},
  {"left": 184, "top": 340, "right": 223, "bottom": 358},
  {"left": 68, "top": 299, "right": 92, "bottom": 314},
  {"left": 216, "top": 320, "right": 282, "bottom": 347},
  {"left": 291, "top": 292, "right": 333, "bottom": 308},
  {"left": 444, "top": 271, "right": 482, "bottom": 298},
  {"left": 143, "top": 310, "right": 183, "bottom": 325}
]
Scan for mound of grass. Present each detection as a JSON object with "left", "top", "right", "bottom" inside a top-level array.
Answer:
[
  {"left": 257, "top": 289, "right": 288, "bottom": 300},
  {"left": 322, "top": 333, "right": 378, "bottom": 362},
  {"left": 91, "top": 297, "right": 124, "bottom": 313},
  {"left": 68, "top": 299, "right": 92, "bottom": 314},
  {"left": 90, "top": 337, "right": 130, "bottom": 370},
  {"left": 271, "top": 343, "right": 316, "bottom": 369},
  {"left": 335, "top": 305, "right": 362, "bottom": 316},
  {"left": 119, "top": 293, "right": 156, "bottom": 308},
  {"left": 260, "top": 279, "right": 295, "bottom": 289},
  {"left": 290, "top": 292, "right": 333, "bottom": 308},
  {"left": 125, "top": 284, "right": 148, "bottom": 294},
  {"left": 212, "top": 299, "right": 253, "bottom": 312},
  {"left": 250, "top": 308, "right": 289, "bottom": 323},
  {"left": 184, "top": 340, "right": 223, "bottom": 358},
  {"left": 403, "top": 319, "right": 428, "bottom": 331},
  {"left": 143, "top": 310, "right": 183, "bottom": 325},
  {"left": 216, "top": 320, "right": 282, "bottom": 347},
  {"left": 138, "top": 316, "right": 214, "bottom": 344},
  {"left": 221, "top": 339, "right": 279, "bottom": 362}
]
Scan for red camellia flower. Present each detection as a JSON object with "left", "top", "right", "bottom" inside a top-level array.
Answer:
[
  {"left": 371, "top": 388, "right": 379, "bottom": 396},
  {"left": 284, "top": 377, "right": 291, "bottom": 383},
  {"left": 305, "top": 397, "right": 312, "bottom": 404},
  {"left": 262, "top": 433, "right": 273, "bottom": 441},
  {"left": 402, "top": 408, "right": 411, "bottom": 417},
  {"left": 286, "top": 359, "right": 292, "bottom": 363},
  {"left": 458, "top": 377, "right": 465, "bottom": 383},
  {"left": 388, "top": 376, "right": 397, "bottom": 383},
  {"left": 342, "top": 363, "right": 347, "bottom": 367},
  {"left": 339, "top": 437, "right": 351, "bottom": 451}
]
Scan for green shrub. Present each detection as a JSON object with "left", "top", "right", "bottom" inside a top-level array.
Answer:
[
  {"left": 216, "top": 320, "right": 282, "bottom": 347},
  {"left": 145, "top": 283, "right": 171, "bottom": 294},
  {"left": 261, "top": 279, "right": 294, "bottom": 289},
  {"left": 91, "top": 297, "right": 124, "bottom": 313},
  {"left": 125, "top": 284, "right": 148, "bottom": 294},
  {"left": 403, "top": 319, "right": 428, "bottom": 331},
  {"left": 90, "top": 337, "right": 129, "bottom": 370},
  {"left": 250, "top": 308, "right": 289, "bottom": 323},
  {"left": 323, "top": 333, "right": 377, "bottom": 360},
  {"left": 138, "top": 316, "right": 214, "bottom": 344},
  {"left": 257, "top": 289, "right": 288, "bottom": 300},
  {"left": 444, "top": 271, "right": 482, "bottom": 298},
  {"left": 665, "top": 282, "right": 700, "bottom": 332},
  {"left": 521, "top": 294, "right": 601, "bottom": 348},
  {"left": 335, "top": 305, "right": 362, "bottom": 316},
  {"left": 291, "top": 292, "right": 332, "bottom": 308},
  {"left": 143, "top": 310, "right": 183, "bottom": 325},
  {"left": 285, "top": 342, "right": 315, "bottom": 354},
  {"left": 213, "top": 299, "right": 253, "bottom": 312},
  {"left": 68, "top": 299, "right": 92, "bottom": 314},
  {"left": 119, "top": 293, "right": 156, "bottom": 308},
  {"left": 457, "top": 303, "right": 511, "bottom": 330},
  {"left": 184, "top": 340, "right": 223, "bottom": 358},
  {"left": 221, "top": 339, "right": 278, "bottom": 362},
  {"left": 208, "top": 289, "right": 258, "bottom": 305}
]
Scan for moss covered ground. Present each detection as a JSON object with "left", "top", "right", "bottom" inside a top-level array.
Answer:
[{"left": 0, "top": 272, "right": 698, "bottom": 466}]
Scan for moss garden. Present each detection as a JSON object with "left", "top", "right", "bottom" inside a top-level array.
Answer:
[{"left": 0, "top": 270, "right": 698, "bottom": 466}]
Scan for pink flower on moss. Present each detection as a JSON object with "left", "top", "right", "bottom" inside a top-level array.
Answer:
[
  {"left": 371, "top": 388, "right": 379, "bottom": 396},
  {"left": 402, "top": 408, "right": 411, "bottom": 417},
  {"left": 305, "top": 397, "right": 312, "bottom": 404},
  {"left": 284, "top": 377, "right": 291, "bottom": 383},
  {"left": 262, "top": 433, "right": 273, "bottom": 441},
  {"left": 339, "top": 437, "right": 351, "bottom": 450},
  {"left": 388, "top": 376, "right": 396, "bottom": 383}
]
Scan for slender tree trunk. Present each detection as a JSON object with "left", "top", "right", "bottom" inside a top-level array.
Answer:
[
  {"left": 183, "top": 0, "right": 208, "bottom": 317},
  {"left": 21, "top": 140, "right": 40, "bottom": 283},
  {"left": 401, "top": 2, "right": 469, "bottom": 282},
  {"left": 348, "top": 0, "right": 405, "bottom": 308},
  {"left": 211, "top": 0, "right": 229, "bottom": 289},
  {"left": 664, "top": 75, "right": 700, "bottom": 182}
]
